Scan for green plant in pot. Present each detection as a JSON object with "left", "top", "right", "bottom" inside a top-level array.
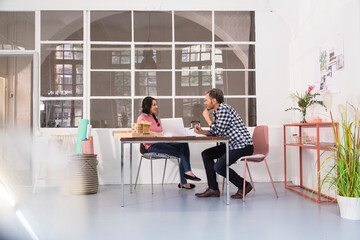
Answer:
[
  {"left": 285, "top": 85, "right": 326, "bottom": 123},
  {"left": 320, "top": 94, "right": 360, "bottom": 220},
  {"left": 120, "top": 111, "right": 129, "bottom": 127}
]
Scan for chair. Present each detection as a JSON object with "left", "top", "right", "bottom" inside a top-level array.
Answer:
[
  {"left": 222, "top": 125, "right": 278, "bottom": 200},
  {"left": 33, "top": 133, "right": 76, "bottom": 193},
  {"left": 134, "top": 144, "right": 182, "bottom": 194}
]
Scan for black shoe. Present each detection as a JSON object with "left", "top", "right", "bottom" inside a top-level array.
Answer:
[
  {"left": 183, "top": 173, "right": 201, "bottom": 181},
  {"left": 178, "top": 183, "right": 195, "bottom": 189}
]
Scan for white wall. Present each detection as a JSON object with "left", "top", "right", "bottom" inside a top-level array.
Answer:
[
  {"left": 287, "top": 0, "right": 360, "bottom": 195},
  {"left": 1, "top": 0, "right": 293, "bottom": 186}
]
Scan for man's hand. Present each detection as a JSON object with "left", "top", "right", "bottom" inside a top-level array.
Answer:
[
  {"left": 202, "top": 108, "right": 213, "bottom": 127},
  {"left": 202, "top": 108, "right": 211, "bottom": 120},
  {"left": 194, "top": 125, "right": 203, "bottom": 134},
  {"left": 194, "top": 125, "right": 211, "bottom": 136}
]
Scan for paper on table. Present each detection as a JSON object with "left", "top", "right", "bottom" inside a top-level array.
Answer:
[{"left": 185, "top": 128, "right": 205, "bottom": 137}]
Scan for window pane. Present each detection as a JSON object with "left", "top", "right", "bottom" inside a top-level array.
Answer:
[
  {"left": 175, "top": 11, "right": 212, "bottom": 42},
  {"left": 91, "top": 45, "right": 131, "bottom": 69},
  {"left": 40, "top": 100, "right": 83, "bottom": 128},
  {"left": 134, "top": 98, "right": 172, "bottom": 121},
  {"left": 91, "top": 72, "right": 131, "bottom": 96},
  {"left": 41, "top": 11, "right": 83, "bottom": 41},
  {"left": 225, "top": 98, "right": 256, "bottom": 127},
  {"left": 41, "top": 44, "right": 83, "bottom": 97},
  {"left": 0, "top": 12, "right": 35, "bottom": 50},
  {"left": 175, "top": 44, "right": 212, "bottom": 69},
  {"left": 215, "top": 71, "right": 256, "bottom": 95},
  {"left": 135, "top": 45, "right": 171, "bottom": 69},
  {"left": 90, "top": 99, "right": 131, "bottom": 128},
  {"left": 175, "top": 71, "right": 211, "bottom": 96},
  {"left": 135, "top": 71, "right": 171, "bottom": 96},
  {"left": 134, "top": 11, "right": 172, "bottom": 42},
  {"left": 91, "top": 11, "right": 131, "bottom": 41},
  {"left": 215, "top": 44, "right": 255, "bottom": 69},
  {"left": 175, "top": 98, "right": 207, "bottom": 127},
  {"left": 215, "top": 11, "right": 255, "bottom": 41}
]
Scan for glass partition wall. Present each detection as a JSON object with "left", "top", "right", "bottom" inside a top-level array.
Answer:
[{"left": 3, "top": 10, "right": 256, "bottom": 129}]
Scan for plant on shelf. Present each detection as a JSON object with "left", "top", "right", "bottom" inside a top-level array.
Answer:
[
  {"left": 285, "top": 85, "right": 326, "bottom": 123},
  {"left": 320, "top": 96, "right": 360, "bottom": 220}
]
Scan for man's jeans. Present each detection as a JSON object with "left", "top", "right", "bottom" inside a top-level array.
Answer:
[{"left": 201, "top": 144, "right": 254, "bottom": 190}]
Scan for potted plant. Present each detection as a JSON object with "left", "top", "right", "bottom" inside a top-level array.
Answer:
[
  {"left": 120, "top": 111, "right": 129, "bottom": 127},
  {"left": 320, "top": 98, "right": 360, "bottom": 220},
  {"left": 286, "top": 85, "right": 326, "bottom": 123}
]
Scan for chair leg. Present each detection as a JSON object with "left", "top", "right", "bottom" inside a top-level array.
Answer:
[
  {"left": 150, "top": 157, "right": 154, "bottom": 194},
  {"left": 177, "top": 158, "right": 182, "bottom": 190},
  {"left": 246, "top": 163, "right": 255, "bottom": 192},
  {"left": 162, "top": 159, "right": 168, "bottom": 185},
  {"left": 221, "top": 176, "right": 225, "bottom": 195},
  {"left": 243, "top": 160, "right": 247, "bottom": 201},
  {"left": 221, "top": 163, "right": 254, "bottom": 196},
  {"left": 32, "top": 161, "right": 43, "bottom": 193},
  {"left": 134, "top": 156, "right": 143, "bottom": 189},
  {"left": 264, "top": 158, "right": 278, "bottom": 198}
]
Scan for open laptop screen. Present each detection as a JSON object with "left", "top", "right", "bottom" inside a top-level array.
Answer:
[{"left": 160, "top": 118, "right": 186, "bottom": 137}]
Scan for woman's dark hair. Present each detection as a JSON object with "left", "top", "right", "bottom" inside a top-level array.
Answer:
[
  {"left": 206, "top": 88, "right": 224, "bottom": 104},
  {"left": 141, "top": 96, "right": 160, "bottom": 126}
]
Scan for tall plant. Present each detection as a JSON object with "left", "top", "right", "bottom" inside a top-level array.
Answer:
[{"left": 321, "top": 102, "right": 360, "bottom": 197}]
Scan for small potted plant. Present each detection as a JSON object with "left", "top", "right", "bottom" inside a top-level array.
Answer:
[
  {"left": 320, "top": 96, "right": 360, "bottom": 220},
  {"left": 120, "top": 111, "right": 129, "bottom": 127},
  {"left": 286, "top": 85, "right": 326, "bottom": 123}
]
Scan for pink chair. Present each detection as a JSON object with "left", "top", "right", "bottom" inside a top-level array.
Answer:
[{"left": 223, "top": 125, "right": 278, "bottom": 200}]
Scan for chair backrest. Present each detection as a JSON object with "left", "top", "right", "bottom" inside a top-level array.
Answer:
[
  {"left": 252, "top": 125, "right": 269, "bottom": 156},
  {"left": 140, "top": 143, "right": 148, "bottom": 154}
]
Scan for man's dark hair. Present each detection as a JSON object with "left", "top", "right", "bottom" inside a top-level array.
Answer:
[{"left": 206, "top": 88, "right": 224, "bottom": 104}]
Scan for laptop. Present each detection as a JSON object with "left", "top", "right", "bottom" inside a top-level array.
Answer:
[{"left": 160, "top": 118, "right": 202, "bottom": 137}]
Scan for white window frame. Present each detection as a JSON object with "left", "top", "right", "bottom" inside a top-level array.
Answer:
[{"left": 3, "top": 10, "right": 256, "bottom": 131}]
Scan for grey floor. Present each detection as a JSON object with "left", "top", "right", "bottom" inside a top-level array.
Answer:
[{"left": 1, "top": 182, "right": 360, "bottom": 240}]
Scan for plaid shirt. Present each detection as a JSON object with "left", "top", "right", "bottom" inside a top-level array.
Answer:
[{"left": 209, "top": 103, "right": 253, "bottom": 150}]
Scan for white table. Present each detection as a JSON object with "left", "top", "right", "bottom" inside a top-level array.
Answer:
[{"left": 113, "top": 135, "right": 230, "bottom": 207}]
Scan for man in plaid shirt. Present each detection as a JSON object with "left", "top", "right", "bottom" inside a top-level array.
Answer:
[{"left": 194, "top": 88, "right": 254, "bottom": 199}]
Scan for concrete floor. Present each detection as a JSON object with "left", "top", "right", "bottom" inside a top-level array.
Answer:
[{"left": 1, "top": 182, "right": 360, "bottom": 240}]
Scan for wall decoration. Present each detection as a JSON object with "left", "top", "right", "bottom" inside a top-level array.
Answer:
[{"left": 318, "top": 35, "right": 344, "bottom": 93}]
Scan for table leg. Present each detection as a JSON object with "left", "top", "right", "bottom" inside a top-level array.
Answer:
[
  {"left": 226, "top": 141, "right": 230, "bottom": 205},
  {"left": 284, "top": 125, "right": 287, "bottom": 188},
  {"left": 130, "top": 143, "right": 133, "bottom": 193},
  {"left": 121, "top": 142, "right": 124, "bottom": 207}
]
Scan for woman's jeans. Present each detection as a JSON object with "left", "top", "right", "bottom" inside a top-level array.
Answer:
[{"left": 148, "top": 143, "right": 191, "bottom": 184}]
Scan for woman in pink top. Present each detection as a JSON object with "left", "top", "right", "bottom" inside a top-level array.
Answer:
[{"left": 137, "top": 96, "right": 201, "bottom": 189}]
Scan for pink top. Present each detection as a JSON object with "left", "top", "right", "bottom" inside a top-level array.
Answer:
[{"left": 137, "top": 114, "right": 163, "bottom": 150}]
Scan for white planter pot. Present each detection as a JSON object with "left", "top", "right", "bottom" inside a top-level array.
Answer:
[{"left": 337, "top": 195, "right": 360, "bottom": 220}]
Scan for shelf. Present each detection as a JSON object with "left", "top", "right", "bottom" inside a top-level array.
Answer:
[
  {"left": 283, "top": 122, "right": 335, "bottom": 127},
  {"left": 284, "top": 143, "right": 335, "bottom": 149},
  {"left": 283, "top": 122, "right": 339, "bottom": 203},
  {"left": 285, "top": 185, "right": 337, "bottom": 203}
]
